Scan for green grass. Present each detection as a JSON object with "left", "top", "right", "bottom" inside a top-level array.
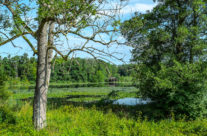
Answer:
[
  {"left": 1, "top": 103, "right": 207, "bottom": 136},
  {"left": 9, "top": 87, "right": 139, "bottom": 101},
  {"left": 2, "top": 86, "right": 207, "bottom": 135}
]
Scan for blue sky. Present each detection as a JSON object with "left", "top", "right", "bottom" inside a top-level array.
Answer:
[{"left": 0, "top": 0, "right": 156, "bottom": 64}]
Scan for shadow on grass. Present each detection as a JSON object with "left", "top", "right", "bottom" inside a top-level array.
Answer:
[
  {"left": 47, "top": 97, "right": 163, "bottom": 120},
  {"left": 20, "top": 95, "right": 163, "bottom": 121},
  {"left": 65, "top": 94, "right": 104, "bottom": 99}
]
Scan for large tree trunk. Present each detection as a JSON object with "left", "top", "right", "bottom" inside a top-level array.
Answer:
[
  {"left": 45, "top": 22, "right": 55, "bottom": 90},
  {"left": 33, "top": 22, "right": 49, "bottom": 130},
  {"left": 33, "top": 21, "right": 55, "bottom": 130}
]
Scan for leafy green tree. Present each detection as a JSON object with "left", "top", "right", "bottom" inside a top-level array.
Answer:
[
  {"left": 95, "top": 70, "right": 106, "bottom": 82},
  {"left": 118, "top": 64, "right": 135, "bottom": 77},
  {"left": 0, "top": 55, "right": 128, "bottom": 84},
  {"left": 0, "top": 0, "right": 125, "bottom": 129},
  {"left": 122, "top": 0, "right": 207, "bottom": 118}
]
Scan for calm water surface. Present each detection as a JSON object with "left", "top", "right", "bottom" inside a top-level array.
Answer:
[{"left": 113, "top": 98, "right": 151, "bottom": 106}]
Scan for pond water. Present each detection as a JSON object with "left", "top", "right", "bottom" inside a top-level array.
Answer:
[{"left": 113, "top": 98, "right": 151, "bottom": 106}]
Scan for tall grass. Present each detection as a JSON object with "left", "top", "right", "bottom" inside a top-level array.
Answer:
[
  {"left": 1, "top": 102, "right": 207, "bottom": 136},
  {"left": 2, "top": 86, "right": 207, "bottom": 135}
]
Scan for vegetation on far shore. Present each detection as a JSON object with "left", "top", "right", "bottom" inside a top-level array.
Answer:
[{"left": 0, "top": 55, "right": 134, "bottom": 86}]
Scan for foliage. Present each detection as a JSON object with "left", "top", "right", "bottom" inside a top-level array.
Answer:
[
  {"left": 2, "top": 83, "right": 207, "bottom": 135},
  {"left": 0, "top": 55, "right": 134, "bottom": 84},
  {"left": 122, "top": 0, "right": 207, "bottom": 118},
  {"left": 0, "top": 74, "right": 16, "bottom": 124},
  {"left": 0, "top": 54, "right": 36, "bottom": 84},
  {"left": 0, "top": 0, "right": 128, "bottom": 129},
  {"left": 122, "top": 0, "right": 207, "bottom": 64},
  {"left": 1, "top": 103, "right": 207, "bottom": 135},
  {"left": 0, "top": 76, "right": 10, "bottom": 101},
  {"left": 136, "top": 61, "right": 207, "bottom": 118},
  {"left": 0, "top": 106, "right": 16, "bottom": 124},
  {"left": 94, "top": 70, "right": 106, "bottom": 82}
]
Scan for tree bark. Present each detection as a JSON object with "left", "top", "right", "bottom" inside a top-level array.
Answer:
[
  {"left": 46, "top": 22, "right": 55, "bottom": 90},
  {"left": 33, "top": 21, "right": 55, "bottom": 130},
  {"left": 33, "top": 21, "right": 49, "bottom": 130}
]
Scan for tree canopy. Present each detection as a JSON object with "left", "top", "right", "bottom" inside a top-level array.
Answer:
[
  {"left": 122, "top": 0, "right": 207, "bottom": 65},
  {"left": 122, "top": 0, "right": 207, "bottom": 118}
]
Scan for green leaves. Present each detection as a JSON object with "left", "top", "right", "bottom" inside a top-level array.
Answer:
[
  {"left": 122, "top": 0, "right": 207, "bottom": 119},
  {"left": 135, "top": 61, "right": 207, "bottom": 118},
  {"left": 37, "top": 0, "right": 98, "bottom": 26},
  {"left": 176, "top": 26, "right": 189, "bottom": 43},
  {"left": 122, "top": 0, "right": 207, "bottom": 64}
]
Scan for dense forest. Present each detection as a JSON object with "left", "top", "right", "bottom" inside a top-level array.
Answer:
[{"left": 0, "top": 53, "right": 134, "bottom": 84}]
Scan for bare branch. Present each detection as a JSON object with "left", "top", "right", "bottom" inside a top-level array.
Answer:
[
  {"left": 0, "top": 32, "right": 30, "bottom": 47},
  {"left": 1, "top": 1, "right": 37, "bottom": 54},
  {"left": 22, "top": 35, "right": 37, "bottom": 55},
  {"left": 3, "top": 2, "right": 35, "bottom": 37}
]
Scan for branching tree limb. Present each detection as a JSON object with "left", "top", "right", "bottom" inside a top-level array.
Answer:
[{"left": 0, "top": 0, "right": 128, "bottom": 130}]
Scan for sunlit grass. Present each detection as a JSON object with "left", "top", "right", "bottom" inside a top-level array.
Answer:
[
  {"left": 9, "top": 87, "right": 139, "bottom": 101},
  {"left": 3, "top": 86, "right": 207, "bottom": 135},
  {"left": 1, "top": 103, "right": 207, "bottom": 136}
]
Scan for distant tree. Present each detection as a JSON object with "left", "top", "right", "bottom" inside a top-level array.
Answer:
[
  {"left": 95, "top": 70, "right": 105, "bottom": 82},
  {"left": 0, "top": 56, "right": 126, "bottom": 84},
  {"left": 118, "top": 64, "right": 134, "bottom": 76},
  {"left": 122, "top": 0, "right": 207, "bottom": 118}
]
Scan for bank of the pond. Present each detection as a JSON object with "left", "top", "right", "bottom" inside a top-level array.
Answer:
[
  {"left": 7, "top": 82, "right": 134, "bottom": 90},
  {"left": 2, "top": 86, "right": 207, "bottom": 135},
  {"left": 1, "top": 103, "right": 207, "bottom": 136}
]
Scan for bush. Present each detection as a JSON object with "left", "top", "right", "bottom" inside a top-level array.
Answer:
[
  {"left": 2, "top": 104, "right": 207, "bottom": 135},
  {"left": 0, "top": 106, "right": 16, "bottom": 124},
  {"left": 136, "top": 61, "right": 207, "bottom": 119},
  {"left": 0, "top": 74, "right": 16, "bottom": 124}
]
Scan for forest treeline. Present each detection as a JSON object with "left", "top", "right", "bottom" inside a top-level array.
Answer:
[{"left": 0, "top": 53, "right": 134, "bottom": 84}]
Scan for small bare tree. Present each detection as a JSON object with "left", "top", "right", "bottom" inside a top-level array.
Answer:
[{"left": 0, "top": 0, "right": 127, "bottom": 129}]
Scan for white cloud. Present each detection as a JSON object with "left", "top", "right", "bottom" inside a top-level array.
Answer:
[{"left": 121, "top": 3, "right": 157, "bottom": 14}]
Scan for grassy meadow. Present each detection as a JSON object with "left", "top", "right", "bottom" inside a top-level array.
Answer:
[{"left": 1, "top": 85, "right": 207, "bottom": 136}]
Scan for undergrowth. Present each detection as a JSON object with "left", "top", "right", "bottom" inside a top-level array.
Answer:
[{"left": 1, "top": 103, "right": 207, "bottom": 136}]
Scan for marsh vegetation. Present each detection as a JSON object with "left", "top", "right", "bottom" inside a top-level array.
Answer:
[{"left": 1, "top": 84, "right": 207, "bottom": 135}]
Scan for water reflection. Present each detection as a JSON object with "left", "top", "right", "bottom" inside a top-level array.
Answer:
[{"left": 113, "top": 98, "right": 151, "bottom": 106}]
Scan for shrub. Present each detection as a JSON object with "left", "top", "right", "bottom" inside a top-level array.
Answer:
[
  {"left": 136, "top": 61, "right": 207, "bottom": 119},
  {"left": 0, "top": 74, "right": 16, "bottom": 124},
  {"left": 0, "top": 106, "right": 16, "bottom": 124}
]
